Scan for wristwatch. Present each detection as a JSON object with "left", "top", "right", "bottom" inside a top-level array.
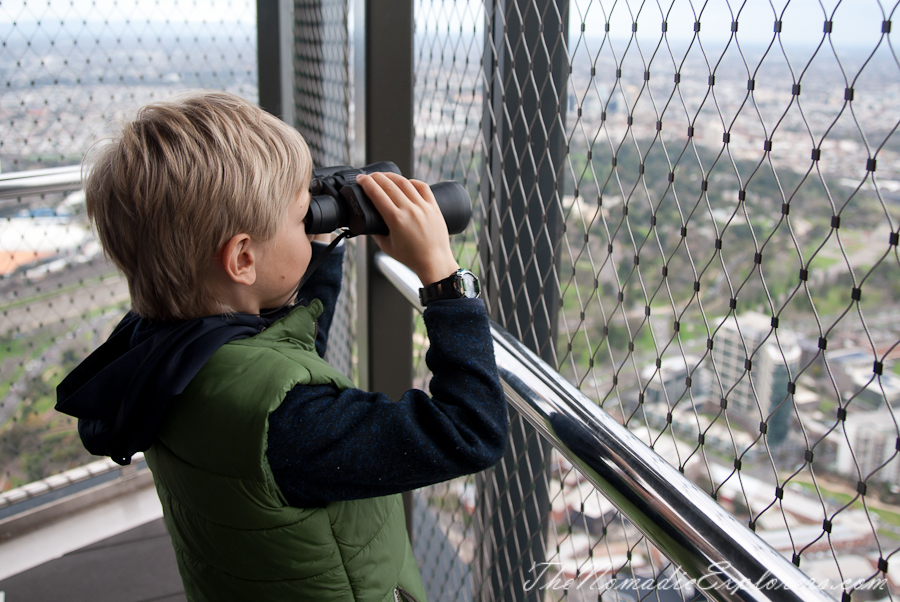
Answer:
[{"left": 419, "top": 269, "right": 481, "bottom": 306}]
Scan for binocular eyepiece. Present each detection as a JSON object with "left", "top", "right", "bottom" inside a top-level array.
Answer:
[{"left": 305, "top": 161, "right": 472, "bottom": 237}]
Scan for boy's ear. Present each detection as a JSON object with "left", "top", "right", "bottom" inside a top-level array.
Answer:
[{"left": 219, "top": 233, "right": 257, "bottom": 286}]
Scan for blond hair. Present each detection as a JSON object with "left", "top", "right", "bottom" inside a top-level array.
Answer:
[{"left": 84, "top": 90, "right": 312, "bottom": 321}]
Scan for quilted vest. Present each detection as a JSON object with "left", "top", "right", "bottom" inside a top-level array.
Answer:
[{"left": 144, "top": 300, "right": 427, "bottom": 602}]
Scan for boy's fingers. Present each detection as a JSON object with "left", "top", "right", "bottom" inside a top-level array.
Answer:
[
  {"left": 358, "top": 173, "right": 443, "bottom": 238},
  {"left": 362, "top": 173, "right": 435, "bottom": 212},
  {"left": 409, "top": 179, "right": 438, "bottom": 205},
  {"left": 375, "top": 172, "right": 426, "bottom": 209},
  {"left": 356, "top": 173, "right": 400, "bottom": 218},
  {"left": 362, "top": 173, "right": 405, "bottom": 213}
]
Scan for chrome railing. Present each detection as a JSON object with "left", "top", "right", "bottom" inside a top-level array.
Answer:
[
  {"left": 0, "top": 165, "right": 84, "bottom": 199},
  {"left": 377, "top": 252, "right": 833, "bottom": 602}
]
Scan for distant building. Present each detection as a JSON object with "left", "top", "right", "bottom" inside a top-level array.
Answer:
[
  {"left": 827, "top": 347, "right": 900, "bottom": 409},
  {"left": 836, "top": 409, "right": 900, "bottom": 485},
  {"left": 642, "top": 407, "right": 762, "bottom": 461},
  {"left": 710, "top": 312, "right": 801, "bottom": 447},
  {"left": 641, "top": 354, "right": 701, "bottom": 406},
  {"left": 0, "top": 192, "right": 92, "bottom": 276}
]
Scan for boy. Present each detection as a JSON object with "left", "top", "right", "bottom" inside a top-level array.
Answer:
[{"left": 55, "top": 90, "right": 507, "bottom": 602}]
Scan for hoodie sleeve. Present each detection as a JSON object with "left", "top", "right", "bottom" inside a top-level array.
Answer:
[{"left": 265, "top": 298, "right": 507, "bottom": 506}]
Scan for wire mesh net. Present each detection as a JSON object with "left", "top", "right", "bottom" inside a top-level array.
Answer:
[
  {"left": 2, "top": 0, "right": 900, "bottom": 598},
  {"left": 293, "top": 0, "right": 356, "bottom": 380},
  {"left": 413, "top": 0, "right": 900, "bottom": 599},
  {"left": 0, "top": 186, "right": 129, "bottom": 489},
  {"left": 0, "top": 0, "right": 258, "bottom": 174},
  {"left": 0, "top": 0, "right": 257, "bottom": 489}
]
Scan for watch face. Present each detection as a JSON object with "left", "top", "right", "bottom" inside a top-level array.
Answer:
[{"left": 459, "top": 270, "right": 481, "bottom": 298}]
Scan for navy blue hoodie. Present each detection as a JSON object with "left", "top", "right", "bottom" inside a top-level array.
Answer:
[{"left": 56, "top": 243, "right": 507, "bottom": 505}]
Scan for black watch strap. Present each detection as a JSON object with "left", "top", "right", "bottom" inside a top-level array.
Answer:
[{"left": 419, "top": 269, "right": 481, "bottom": 306}]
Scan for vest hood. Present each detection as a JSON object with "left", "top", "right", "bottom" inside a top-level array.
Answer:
[{"left": 55, "top": 303, "right": 320, "bottom": 465}]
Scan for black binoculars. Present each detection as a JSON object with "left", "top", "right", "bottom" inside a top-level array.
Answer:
[{"left": 305, "top": 161, "right": 472, "bottom": 237}]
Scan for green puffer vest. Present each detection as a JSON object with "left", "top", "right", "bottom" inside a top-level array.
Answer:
[{"left": 144, "top": 300, "right": 428, "bottom": 602}]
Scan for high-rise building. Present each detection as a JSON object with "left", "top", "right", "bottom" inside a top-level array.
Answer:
[
  {"left": 710, "top": 312, "right": 801, "bottom": 446},
  {"left": 836, "top": 409, "right": 900, "bottom": 485},
  {"left": 642, "top": 354, "right": 700, "bottom": 406}
]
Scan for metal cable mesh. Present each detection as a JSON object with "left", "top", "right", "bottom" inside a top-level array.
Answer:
[
  {"left": 0, "top": 0, "right": 898, "bottom": 598},
  {"left": 413, "top": 0, "right": 900, "bottom": 599},
  {"left": 0, "top": 0, "right": 257, "bottom": 489},
  {"left": 0, "top": 188, "right": 129, "bottom": 490},
  {"left": 293, "top": 0, "right": 355, "bottom": 380},
  {"left": 294, "top": 0, "right": 351, "bottom": 167},
  {"left": 413, "top": 0, "right": 487, "bottom": 275},
  {"left": 0, "top": 0, "right": 257, "bottom": 173}
]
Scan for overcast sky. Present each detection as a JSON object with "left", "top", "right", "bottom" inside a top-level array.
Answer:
[{"left": 0, "top": 0, "right": 893, "bottom": 49}]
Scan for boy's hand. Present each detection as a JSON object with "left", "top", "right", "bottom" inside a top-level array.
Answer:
[{"left": 356, "top": 172, "right": 460, "bottom": 286}]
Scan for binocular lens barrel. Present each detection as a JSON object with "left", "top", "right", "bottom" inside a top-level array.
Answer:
[
  {"left": 306, "top": 195, "right": 349, "bottom": 235},
  {"left": 305, "top": 179, "right": 472, "bottom": 236},
  {"left": 429, "top": 181, "right": 472, "bottom": 235}
]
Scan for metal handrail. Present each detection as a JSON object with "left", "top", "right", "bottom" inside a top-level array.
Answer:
[
  {"left": 374, "top": 252, "right": 833, "bottom": 602},
  {"left": 0, "top": 165, "right": 83, "bottom": 199}
]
